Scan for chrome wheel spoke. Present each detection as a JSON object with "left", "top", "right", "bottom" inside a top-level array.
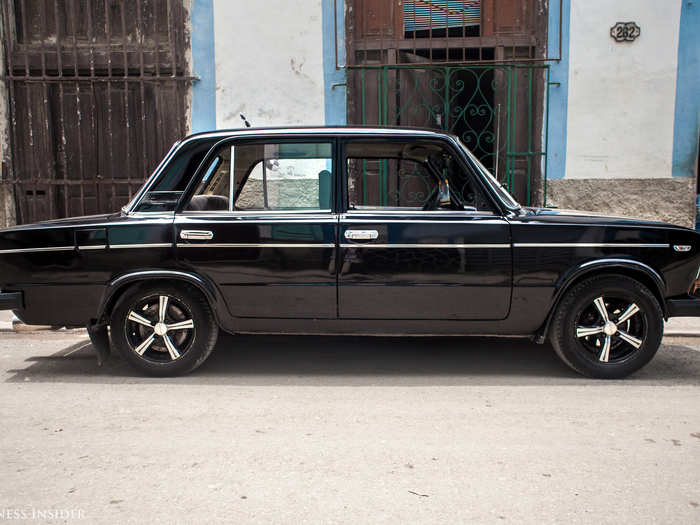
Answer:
[
  {"left": 617, "top": 330, "right": 643, "bottom": 349},
  {"left": 134, "top": 333, "right": 155, "bottom": 356},
  {"left": 598, "top": 335, "right": 612, "bottom": 362},
  {"left": 166, "top": 319, "right": 194, "bottom": 330},
  {"left": 167, "top": 319, "right": 194, "bottom": 331},
  {"left": 162, "top": 334, "right": 181, "bottom": 360},
  {"left": 593, "top": 297, "right": 609, "bottom": 323},
  {"left": 576, "top": 325, "right": 605, "bottom": 338},
  {"left": 127, "top": 311, "right": 153, "bottom": 328},
  {"left": 616, "top": 303, "right": 640, "bottom": 325},
  {"left": 158, "top": 295, "right": 169, "bottom": 323}
]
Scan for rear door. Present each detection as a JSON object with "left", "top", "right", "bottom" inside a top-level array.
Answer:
[
  {"left": 174, "top": 137, "right": 337, "bottom": 319},
  {"left": 338, "top": 137, "right": 512, "bottom": 320}
]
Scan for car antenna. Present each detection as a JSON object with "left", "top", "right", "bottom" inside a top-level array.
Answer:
[{"left": 240, "top": 113, "right": 252, "bottom": 128}]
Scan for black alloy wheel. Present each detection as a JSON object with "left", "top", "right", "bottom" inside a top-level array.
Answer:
[
  {"left": 550, "top": 275, "right": 663, "bottom": 379},
  {"left": 111, "top": 283, "right": 218, "bottom": 376}
]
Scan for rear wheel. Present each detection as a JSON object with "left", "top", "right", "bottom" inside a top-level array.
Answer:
[
  {"left": 110, "top": 283, "right": 218, "bottom": 376},
  {"left": 550, "top": 275, "right": 663, "bottom": 379}
]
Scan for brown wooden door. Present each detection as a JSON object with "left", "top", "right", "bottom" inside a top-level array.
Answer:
[{"left": 1, "top": 0, "right": 191, "bottom": 224}]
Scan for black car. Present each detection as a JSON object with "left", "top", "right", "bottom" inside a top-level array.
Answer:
[{"left": 1, "top": 126, "right": 699, "bottom": 378}]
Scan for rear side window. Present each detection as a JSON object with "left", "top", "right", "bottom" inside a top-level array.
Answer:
[
  {"left": 184, "top": 142, "right": 334, "bottom": 213},
  {"left": 135, "top": 138, "right": 218, "bottom": 212}
]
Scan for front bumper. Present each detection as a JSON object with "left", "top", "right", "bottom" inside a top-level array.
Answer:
[
  {"left": 667, "top": 295, "right": 700, "bottom": 317},
  {"left": 0, "top": 291, "right": 22, "bottom": 311}
]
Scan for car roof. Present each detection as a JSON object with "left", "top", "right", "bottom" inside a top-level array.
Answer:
[{"left": 183, "top": 126, "right": 457, "bottom": 143}]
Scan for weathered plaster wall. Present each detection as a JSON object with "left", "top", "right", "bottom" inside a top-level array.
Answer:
[
  {"left": 565, "top": 0, "right": 682, "bottom": 179},
  {"left": 212, "top": 0, "right": 325, "bottom": 129},
  {"left": 547, "top": 178, "right": 695, "bottom": 228}
]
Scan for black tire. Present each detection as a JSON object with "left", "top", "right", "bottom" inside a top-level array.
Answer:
[
  {"left": 110, "top": 283, "right": 218, "bottom": 376},
  {"left": 550, "top": 275, "right": 663, "bottom": 379}
]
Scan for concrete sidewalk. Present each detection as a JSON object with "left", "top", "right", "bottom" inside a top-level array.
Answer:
[{"left": 1, "top": 310, "right": 699, "bottom": 336}]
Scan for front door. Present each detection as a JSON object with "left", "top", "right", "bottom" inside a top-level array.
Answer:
[
  {"left": 338, "top": 137, "right": 512, "bottom": 320},
  {"left": 175, "top": 138, "right": 337, "bottom": 319}
]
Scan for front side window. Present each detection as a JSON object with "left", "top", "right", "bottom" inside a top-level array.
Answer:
[
  {"left": 186, "top": 142, "right": 333, "bottom": 212},
  {"left": 345, "top": 141, "right": 493, "bottom": 212}
]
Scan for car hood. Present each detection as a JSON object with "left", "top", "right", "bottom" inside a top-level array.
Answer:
[{"left": 519, "top": 207, "right": 690, "bottom": 231}]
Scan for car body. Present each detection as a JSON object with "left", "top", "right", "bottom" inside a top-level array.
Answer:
[{"left": 1, "top": 126, "right": 699, "bottom": 377}]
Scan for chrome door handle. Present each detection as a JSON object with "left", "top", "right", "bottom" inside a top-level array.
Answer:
[
  {"left": 180, "top": 230, "right": 214, "bottom": 240},
  {"left": 344, "top": 229, "right": 379, "bottom": 241}
]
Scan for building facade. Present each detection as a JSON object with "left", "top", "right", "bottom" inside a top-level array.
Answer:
[{"left": 0, "top": 0, "right": 698, "bottom": 227}]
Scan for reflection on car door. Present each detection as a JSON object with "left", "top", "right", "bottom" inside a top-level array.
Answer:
[
  {"left": 338, "top": 138, "right": 512, "bottom": 320},
  {"left": 175, "top": 138, "right": 338, "bottom": 319}
]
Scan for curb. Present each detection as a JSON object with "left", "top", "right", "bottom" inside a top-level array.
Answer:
[{"left": 664, "top": 331, "right": 700, "bottom": 338}]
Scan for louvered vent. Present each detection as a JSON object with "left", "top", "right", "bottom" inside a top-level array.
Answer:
[{"left": 403, "top": 0, "right": 481, "bottom": 31}]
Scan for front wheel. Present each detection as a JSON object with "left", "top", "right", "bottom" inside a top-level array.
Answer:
[
  {"left": 111, "top": 283, "right": 218, "bottom": 376},
  {"left": 550, "top": 275, "right": 663, "bottom": 379}
]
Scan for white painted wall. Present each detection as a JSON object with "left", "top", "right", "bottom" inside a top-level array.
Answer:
[
  {"left": 212, "top": 0, "right": 325, "bottom": 129},
  {"left": 565, "top": 0, "right": 682, "bottom": 179}
]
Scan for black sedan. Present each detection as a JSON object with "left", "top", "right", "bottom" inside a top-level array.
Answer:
[{"left": 1, "top": 126, "right": 699, "bottom": 378}]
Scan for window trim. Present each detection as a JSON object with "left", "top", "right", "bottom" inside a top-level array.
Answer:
[
  {"left": 339, "top": 136, "right": 502, "bottom": 215},
  {"left": 175, "top": 136, "right": 338, "bottom": 216}
]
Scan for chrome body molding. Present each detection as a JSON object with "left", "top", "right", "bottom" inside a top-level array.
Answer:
[
  {"left": 176, "top": 243, "right": 335, "bottom": 249},
  {"left": 512, "top": 243, "right": 670, "bottom": 248},
  {"left": 178, "top": 216, "right": 337, "bottom": 223},
  {"left": 181, "top": 209, "right": 333, "bottom": 216},
  {"left": 110, "top": 243, "right": 172, "bottom": 249},
  {"left": 344, "top": 210, "right": 494, "bottom": 216},
  {"left": 340, "top": 218, "right": 497, "bottom": 224},
  {"left": 340, "top": 243, "right": 510, "bottom": 249},
  {"left": 77, "top": 245, "right": 107, "bottom": 251},
  {"left": 0, "top": 246, "right": 75, "bottom": 254}
]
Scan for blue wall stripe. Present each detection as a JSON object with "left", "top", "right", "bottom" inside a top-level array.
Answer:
[
  {"left": 672, "top": 0, "right": 700, "bottom": 178},
  {"left": 322, "top": 0, "right": 347, "bottom": 125},
  {"left": 191, "top": 0, "right": 217, "bottom": 133},
  {"left": 545, "top": 0, "right": 570, "bottom": 180}
]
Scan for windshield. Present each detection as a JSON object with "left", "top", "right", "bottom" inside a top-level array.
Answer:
[
  {"left": 121, "top": 141, "right": 181, "bottom": 213},
  {"left": 456, "top": 138, "right": 520, "bottom": 209}
]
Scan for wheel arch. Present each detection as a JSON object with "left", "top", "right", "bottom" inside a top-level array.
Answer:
[
  {"left": 536, "top": 258, "right": 667, "bottom": 343},
  {"left": 98, "top": 270, "right": 225, "bottom": 328}
]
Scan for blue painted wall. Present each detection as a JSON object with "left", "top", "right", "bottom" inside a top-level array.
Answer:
[
  {"left": 191, "top": 0, "right": 217, "bottom": 133},
  {"left": 672, "top": 0, "right": 700, "bottom": 178},
  {"left": 322, "top": 0, "right": 347, "bottom": 125},
  {"left": 545, "top": 0, "right": 571, "bottom": 180}
]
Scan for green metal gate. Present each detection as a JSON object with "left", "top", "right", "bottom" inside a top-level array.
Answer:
[{"left": 349, "top": 64, "right": 550, "bottom": 206}]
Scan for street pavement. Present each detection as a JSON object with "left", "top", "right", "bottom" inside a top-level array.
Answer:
[{"left": 0, "top": 330, "right": 699, "bottom": 524}]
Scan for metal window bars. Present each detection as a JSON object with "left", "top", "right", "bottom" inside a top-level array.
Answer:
[{"left": 0, "top": 0, "right": 195, "bottom": 224}]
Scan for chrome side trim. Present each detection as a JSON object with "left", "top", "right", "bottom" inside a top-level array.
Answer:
[
  {"left": 341, "top": 219, "right": 501, "bottom": 224},
  {"left": 0, "top": 246, "right": 75, "bottom": 254},
  {"left": 77, "top": 245, "right": 107, "bottom": 251},
  {"left": 346, "top": 210, "right": 492, "bottom": 216},
  {"left": 176, "top": 243, "right": 335, "bottom": 248},
  {"left": 512, "top": 243, "right": 670, "bottom": 248},
  {"left": 110, "top": 243, "right": 172, "bottom": 249},
  {"left": 340, "top": 243, "right": 510, "bottom": 249},
  {"left": 178, "top": 216, "right": 337, "bottom": 223}
]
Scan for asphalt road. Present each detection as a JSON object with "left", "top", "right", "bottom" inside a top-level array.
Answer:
[{"left": 1, "top": 331, "right": 699, "bottom": 524}]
